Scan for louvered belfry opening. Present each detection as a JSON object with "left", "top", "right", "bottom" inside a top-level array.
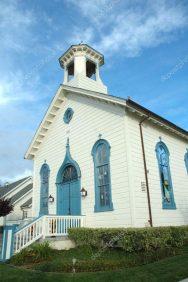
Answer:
[
  {"left": 67, "top": 60, "right": 74, "bottom": 81},
  {"left": 86, "top": 59, "right": 96, "bottom": 80}
]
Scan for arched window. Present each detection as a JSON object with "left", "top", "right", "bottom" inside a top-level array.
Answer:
[
  {"left": 62, "top": 165, "right": 78, "bottom": 183},
  {"left": 92, "top": 139, "right": 113, "bottom": 212},
  {"left": 155, "top": 142, "right": 176, "bottom": 209},
  {"left": 185, "top": 150, "right": 188, "bottom": 174},
  {"left": 40, "top": 163, "right": 50, "bottom": 215}
]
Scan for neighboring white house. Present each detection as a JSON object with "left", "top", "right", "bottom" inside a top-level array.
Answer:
[
  {"left": 21, "top": 44, "right": 188, "bottom": 228},
  {"left": 0, "top": 177, "right": 33, "bottom": 226}
]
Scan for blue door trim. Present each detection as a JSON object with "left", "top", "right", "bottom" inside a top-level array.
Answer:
[{"left": 56, "top": 138, "right": 81, "bottom": 215}]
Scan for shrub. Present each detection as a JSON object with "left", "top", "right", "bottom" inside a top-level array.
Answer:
[
  {"left": 10, "top": 248, "right": 31, "bottom": 265},
  {"left": 69, "top": 226, "right": 188, "bottom": 253},
  {"left": 30, "top": 241, "right": 53, "bottom": 261},
  {"left": 10, "top": 241, "right": 54, "bottom": 265}
]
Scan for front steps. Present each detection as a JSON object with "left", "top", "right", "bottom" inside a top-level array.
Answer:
[{"left": 38, "top": 236, "right": 76, "bottom": 250}]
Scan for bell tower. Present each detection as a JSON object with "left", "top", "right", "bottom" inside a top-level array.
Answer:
[{"left": 59, "top": 44, "right": 108, "bottom": 94}]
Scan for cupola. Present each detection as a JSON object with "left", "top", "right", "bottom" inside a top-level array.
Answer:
[{"left": 59, "top": 44, "right": 107, "bottom": 94}]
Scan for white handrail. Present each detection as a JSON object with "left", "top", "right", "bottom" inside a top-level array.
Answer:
[
  {"left": 45, "top": 215, "right": 84, "bottom": 236},
  {"left": 13, "top": 215, "right": 84, "bottom": 254},
  {"left": 14, "top": 216, "right": 44, "bottom": 253}
]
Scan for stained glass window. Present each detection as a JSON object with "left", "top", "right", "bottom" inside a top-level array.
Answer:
[
  {"left": 62, "top": 165, "right": 78, "bottom": 183},
  {"left": 40, "top": 163, "right": 50, "bottom": 215},
  {"left": 185, "top": 150, "right": 188, "bottom": 174},
  {"left": 63, "top": 108, "right": 74, "bottom": 124},
  {"left": 92, "top": 139, "right": 113, "bottom": 212},
  {"left": 156, "top": 142, "right": 176, "bottom": 209}
]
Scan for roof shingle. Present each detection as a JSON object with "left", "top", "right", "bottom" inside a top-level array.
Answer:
[
  {"left": 20, "top": 198, "right": 32, "bottom": 209},
  {"left": 0, "top": 177, "right": 31, "bottom": 198},
  {"left": 10, "top": 184, "right": 33, "bottom": 204}
]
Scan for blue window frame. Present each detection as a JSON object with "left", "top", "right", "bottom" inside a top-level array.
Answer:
[
  {"left": 39, "top": 163, "right": 50, "bottom": 215},
  {"left": 63, "top": 108, "right": 74, "bottom": 124},
  {"left": 92, "top": 139, "right": 113, "bottom": 212},
  {"left": 155, "top": 141, "right": 176, "bottom": 209},
  {"left": 185, "top": 150, "right": 188, "bottom": 174}
]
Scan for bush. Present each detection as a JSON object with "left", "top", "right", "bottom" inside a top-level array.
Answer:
[
  {"left": 9, "top": 248, "right": 30, "bottom": 265},
  {"left": 10, "top": 241, "right": 54, "bottom": 265},
  {"left": 69, "top": 226, "right": 188, "bottom": 253},
  {"left": 30, "top": 241, "right": 53, "bottom": 260},
  {"left": 0, "top": 198, "right": 13, "bottom": 217}
]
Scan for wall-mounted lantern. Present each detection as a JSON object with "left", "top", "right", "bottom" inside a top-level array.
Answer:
[
  {"left": 48, "top": 195, "right": 54, "bottom": 203},
  {"left": 80, "top": 187, "right": 87, "bottom": 197}
]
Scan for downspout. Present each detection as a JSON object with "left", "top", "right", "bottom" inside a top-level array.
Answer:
[{"left": 139, "top": 116, "right": 153, "bottom": 227}]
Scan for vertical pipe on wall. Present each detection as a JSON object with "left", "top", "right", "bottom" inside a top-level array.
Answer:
[{"left": 139, "top": 116, "right": 153, "bottom": 227}]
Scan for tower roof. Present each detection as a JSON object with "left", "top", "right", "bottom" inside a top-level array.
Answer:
[{"left": 59, "top": 44, "right": 104, "bottom": 69}]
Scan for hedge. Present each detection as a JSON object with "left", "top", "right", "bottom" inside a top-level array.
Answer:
[{"left": 68, "top": 226, "right": 188, "bottom": 253}]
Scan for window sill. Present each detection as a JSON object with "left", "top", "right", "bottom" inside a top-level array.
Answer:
[
  {"left": 94, "top": 204, "right": 114, "bottom": 213},
  {"left": 162, "top": 203, "right": 176, "bottom": 210}
]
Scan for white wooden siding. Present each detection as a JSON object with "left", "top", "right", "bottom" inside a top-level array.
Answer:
[
  {"left": 33, "top": 93, "right": 132, "bottom": 227},
  {"left": 127, "top": 112, "right": 188, "bottom": 227}
]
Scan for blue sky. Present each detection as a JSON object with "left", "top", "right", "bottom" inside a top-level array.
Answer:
[{"left": 0, "top": 0, "right": 188, "bottom": 182}]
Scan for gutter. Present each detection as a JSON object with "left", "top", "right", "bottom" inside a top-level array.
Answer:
[{"left": 139, "top": 116, "right": 153, "bottom": 227}]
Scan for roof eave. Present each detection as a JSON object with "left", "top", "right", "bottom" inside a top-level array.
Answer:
[
  {"left": 24, "top": 85, "right": 65, "bottom": 160},
  {"left": 59, "top": 44, "right": 104, "bottom": 69},
  {"left": 126, "top": 99, "right": 188, "bottom": 140}
]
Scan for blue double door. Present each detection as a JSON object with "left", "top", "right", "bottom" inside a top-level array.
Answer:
[{"left": 58, "top": 179, "right": 81, "bottom": 215}]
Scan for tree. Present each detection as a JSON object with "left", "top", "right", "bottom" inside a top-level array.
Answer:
[{"left": 0, "top": 198, "right": 14, "bottom": 217}]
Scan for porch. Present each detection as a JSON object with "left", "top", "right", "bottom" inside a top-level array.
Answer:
[{"left": 1, "top": 215, "right": 85, "bottom": 261}]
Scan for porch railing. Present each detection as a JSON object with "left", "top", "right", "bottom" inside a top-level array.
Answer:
[{"left": 1, "top": 215, "right": 85, "bottom": 260}]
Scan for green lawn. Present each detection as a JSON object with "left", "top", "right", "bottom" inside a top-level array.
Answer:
[{"left": 1, "top": 247, "right": 188, "bottom": 282}]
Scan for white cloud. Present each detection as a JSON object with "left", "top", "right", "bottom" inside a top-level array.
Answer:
[
  {"left": 0, "top": 0, "right": 36, "bottom": 52},
  {"left": 67, "top": 0, "right": 118, "bottom": 25},
  {"left": 69, "top": 27, "right": 94, "bottom": 45},
  {"left": 67, "top": 0, "right": 188, "bottom": 57},
  {"left": 0, "top": 126, "right": 34, "bottom": 183},
  {"left": 0, "top": 71, "right": 41, "bottom": 106},
  {"left": 1, "top": 169, "right": 33, "bottom": 184}
]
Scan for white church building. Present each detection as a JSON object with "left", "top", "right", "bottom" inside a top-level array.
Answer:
[
  {"left": 1, "top": 44, "right": 188, "bottom": 260},
  {"left": 26, "top": 44, "right": 188, "bottom": 228}
]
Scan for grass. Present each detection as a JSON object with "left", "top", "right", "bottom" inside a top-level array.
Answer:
[
  {"left": 9, "top": 243, "right": 183, "bottom": 272},
  {"left": 0, "top": 247, "right": 188, "bottom": 281}
]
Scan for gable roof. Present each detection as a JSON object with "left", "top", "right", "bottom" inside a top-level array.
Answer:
[
  {"left": 126, "top": 99, "right": 188, "bottom": 137},
  {"left": 10, "top": 183, "right": 33, "bottom": 204},
  {"left": 20, "top": 198, "right": 32, "bottom": 209},
  {"left": 25, "top": 84, "right": 188, "bottom": 160},
  {"left": 0, "top": 177, "right": 31, "bottom": 198}
]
